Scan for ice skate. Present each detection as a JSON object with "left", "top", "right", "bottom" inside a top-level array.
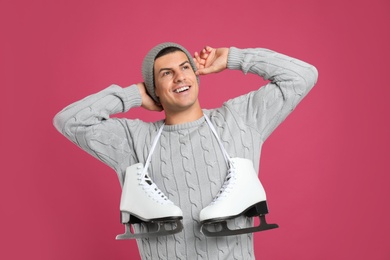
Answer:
[
  {"left": 199, "top": 157, "right": 278, "bottom": 237},
  {"left": 200, "top": 115, "right": 278, "bottom": 237},
  {"left": 116, "top": 163, "right": 183, "bottom": 239},
  {"left": 116, "top": 124, "right": 183, "bottom": 240}
]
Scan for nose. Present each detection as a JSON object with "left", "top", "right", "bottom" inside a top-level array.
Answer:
[{"left": 174, "top": 70, "right": 186, "bottom": 83}]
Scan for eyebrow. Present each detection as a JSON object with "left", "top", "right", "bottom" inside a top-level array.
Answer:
[{"left": 158, "top": 61, "right": 190, "bottom": 73}]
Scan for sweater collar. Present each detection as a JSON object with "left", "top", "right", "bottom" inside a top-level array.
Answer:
[{"left": 162, "top": 111, "right": 208, "bottom": 132}]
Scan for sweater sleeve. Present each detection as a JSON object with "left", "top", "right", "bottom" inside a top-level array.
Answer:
[
  {"left": 225, "top": 47, "right": 318, "bottom": 142},
  {"left": 53, "top": 84, "right": 143, "bottom": 180}
]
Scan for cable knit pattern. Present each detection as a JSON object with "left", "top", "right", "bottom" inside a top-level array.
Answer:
[{"left": 53, "top": 47, "right": 318, "bottom": 259}]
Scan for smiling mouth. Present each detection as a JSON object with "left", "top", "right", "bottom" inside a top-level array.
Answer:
[{"left": 174, "top": 86, "right": 190, "bottom": 93}]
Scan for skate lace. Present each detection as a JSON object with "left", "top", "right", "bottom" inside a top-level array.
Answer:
[
  {"left": 211, "top": 163, "right": 237, "bottom": 204},
  {"left": 138, "top": 171, "right": 173, "bottom": 205},
  {"left": 139, "top": 123, "right": 173, "bottom": 205},
  {"left": 204, "top": 114, "right": 237, "bottom": 205}
]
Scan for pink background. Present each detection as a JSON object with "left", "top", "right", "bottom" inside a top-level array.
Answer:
[{"left": 1, "top": 0, "right": 389, "bottom": 259}]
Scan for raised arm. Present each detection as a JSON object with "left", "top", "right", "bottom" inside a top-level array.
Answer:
[
  {"left": 225, "top": 47, "right": 318, "bottom": 141},
  {"left": 195, "top": 46, "right": 318, "bottom": 142},
  {"left": 54, "top": 84, "right": 140, "bottom": 141},
  {"left": 53, "top": 84, "right": 154, "bottom": 182}
]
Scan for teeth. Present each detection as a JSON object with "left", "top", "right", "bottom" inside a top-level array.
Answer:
[{"left": 174, "top": 86, "right": 189, "bottom": 93}]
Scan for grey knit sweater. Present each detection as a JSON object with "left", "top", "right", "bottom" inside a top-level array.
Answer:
[{"left": 53, "top": 47, "right": 318, "bottom": 260}]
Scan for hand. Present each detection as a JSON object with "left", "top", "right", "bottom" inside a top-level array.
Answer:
[
  {"left": 193, "top": 46, "right": 229, "bottom": 75},
  {"left": 136, "top": 82, "right": 163, "bottom": 112}
]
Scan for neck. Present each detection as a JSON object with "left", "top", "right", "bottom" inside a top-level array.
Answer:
[{"left": 164, "top": 102, "right": 203, "bottom": 125}]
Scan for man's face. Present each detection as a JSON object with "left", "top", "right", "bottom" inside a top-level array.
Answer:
[{"left": 154, "top": 51, "right": 199, "bottom": 114}]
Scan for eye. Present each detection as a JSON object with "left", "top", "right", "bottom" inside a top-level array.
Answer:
[
  {"left": 162, "top": 71, "right": 171, "bottom": 77},
  {"left": 182, "top": 65, "right": 190, "bottom": 70}
]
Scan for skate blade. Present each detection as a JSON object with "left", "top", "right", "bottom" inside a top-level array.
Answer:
[
  {"left": 201, "top": 215, "right": 278, "bottom": 237},
  {"left": 116, "top": 219, "right": 183, "bottom": 240}
]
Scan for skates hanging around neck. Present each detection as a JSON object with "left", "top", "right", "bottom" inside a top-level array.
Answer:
[
  {"left": 199, "top": 158, "right": 278, "bottom": 237},
  {"left": 200, "top": 114, "right": 278, "bottom": 237},
  {"left": 116, "top": 123, "right": 183, "bottom": 239},
  {"left": 116, "top": 163, "right": 183, "bottom": 239}
]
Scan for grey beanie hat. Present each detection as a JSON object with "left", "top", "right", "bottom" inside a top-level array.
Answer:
[{"left": 142, "top": 42, "right": 199, "bottom": 103}]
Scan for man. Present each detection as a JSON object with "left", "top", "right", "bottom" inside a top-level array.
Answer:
[{"left": 53, "top": 42, "right": 318, "bottom": 259}]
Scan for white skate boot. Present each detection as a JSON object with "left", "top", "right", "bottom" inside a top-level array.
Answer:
[
  {"left": 199, "top": 115, "right": 278, "bottom": 237},
  {"left": 116, "top": 124, "right": 183, "bottom": 240}
]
